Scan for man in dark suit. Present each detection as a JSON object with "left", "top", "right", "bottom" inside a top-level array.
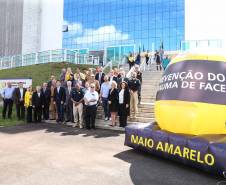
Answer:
[
  {"left": 53, "top": 80, "right": 66, "bottom": 123},
  {"left": 95, "top": 67, "right": 105, "bottom": 85},
  {"left": 117, "top": 71, "right": 129, "bottom": 87},
  {"left": 32, "top": 86, "right": 44, "bottom": 123},
  {"left": 13, "top": 82, "right": 26, "bottom": 120},
  {"left": 41, "top": 82, "right": 51, "bottom": 120},
  {"left": 65, "top": 81, "right": 73, "bottom": 122}
]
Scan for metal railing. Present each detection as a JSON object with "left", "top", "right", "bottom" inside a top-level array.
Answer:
[{"left": 0, "top": 49, "right": 100, "bottom": 70}]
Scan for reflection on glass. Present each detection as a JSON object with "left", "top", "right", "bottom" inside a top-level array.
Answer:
[{"left": 63, "top": 0, "right": 185, "bottom": 62}]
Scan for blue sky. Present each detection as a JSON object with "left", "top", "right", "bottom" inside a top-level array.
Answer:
[{"left": 63, "top": 0, "right": 184, "bottom": 51}]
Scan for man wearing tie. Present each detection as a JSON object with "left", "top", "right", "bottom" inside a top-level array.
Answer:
[
  {"left": 53, "top": 80, "right": 66, "bottom": 124},
  {"left": 65, "top": 81, "right": 73, "bottom": 123},
  {"left": 32, "top": 86, "right": 44, "bottom": 123},
  {"left": 41, "top": 82, "right": 51, "bottom": 120},
  {"left": 13, "top": 82, "right": 26, "bottom": 120},
  {"left": 95, "top": 67, "right": 105, "bottom": 85},
  {"left": 1, "top": 82, "right": 14, "bottom": 119}
]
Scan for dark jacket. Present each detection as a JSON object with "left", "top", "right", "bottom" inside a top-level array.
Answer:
[
  {"left": 108, "top": 88, "right": 119, "bottom": 112},
  {"left": 128, "top": 78, "right": 141, "bottom": 92},
  {"left": 53, "top": 87, "right": 66, "bottom": 104},
  {"left": 117, "top": 77, "right": 129, "bottom": 87},
  {"left": 109, "top": 76, "right": 118, "bottom": 83},
  {"left": 41, "top": 88, "right": 51, "bottom": 105},
  {"left": 95, "top": 72, "right": 105, "bottom": 84},
  {"left": 118, "top": 88, "right": 130, "bottom": 116},
  {"left": 32, "top": 91, "right": 44, "bottom": 108},
  {"left": 136, "top": 71, "right": 142, "bottom": 84},
  {"left": 13, "top": 87, "right": 26, "bottom": 104}
]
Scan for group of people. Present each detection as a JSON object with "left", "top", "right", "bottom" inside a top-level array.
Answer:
[
  {"left": 126, "top": 50, "right": 171, "bottom": 71},
  {"left": 1, "top": 65, "right": 143, "bottom": 129}
]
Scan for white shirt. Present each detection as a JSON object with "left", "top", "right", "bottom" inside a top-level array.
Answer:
[
  {"left": 19, "top": 88, "right": 23, "bottom": 100},
  {"left": 119, "top": 89, "right": 124, "bottom": 104},
  {"left": 1, "top": 87, "right": 15, "bottom": 99},
  {"left": 38, "top": 92, "right": 40, "bottom": 97},
  {"left": 84, "top": 90, "right": 99, "bottom": 106},
  {"left": 99, "top": 73, "right": 102, "bottom": 83},
  {"left": 68, "top": 87, "right": 71, "bottom": 94}
]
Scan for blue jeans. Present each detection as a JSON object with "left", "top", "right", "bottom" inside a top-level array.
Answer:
[{"left": 102, "top": 97, "right": 110, "bottom": 118}]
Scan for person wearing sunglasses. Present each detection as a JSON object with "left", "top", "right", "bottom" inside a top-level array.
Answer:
[{"left": 84, "top": 83, "right": 99, "bottom": 129}]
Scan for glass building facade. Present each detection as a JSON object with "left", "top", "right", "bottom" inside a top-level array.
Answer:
[{"left": 63, "top": 0, "right": 185, "bottom": 63}]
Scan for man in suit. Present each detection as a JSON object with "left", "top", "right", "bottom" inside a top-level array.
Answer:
[
  {"left": 109, "top": 70, "right": 118, "bottom": 84},
  {"left": 41, "top": 82, "right": 51, "bottom": 120},
  {"left": 95, "top": 67, "right": 105, "bottom": 85},
  {"left": 117, "top": 71, "right": 129, "bottom": 87},
  {"left": 53, "top": 80, "right": 66, "bottom": 123},
  {"left": 32, "top": 86, "right": 44, "bottom": 123},
  {"left": 65, "top": 81, "right": 73, "bottom": 122},
  {"left": 13, "top": 82, "right": 26, "bottom": 120}
]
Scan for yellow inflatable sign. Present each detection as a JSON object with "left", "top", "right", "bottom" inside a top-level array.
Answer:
[{"left": 155, "top": 53, "right": 226, "bottom": 135}]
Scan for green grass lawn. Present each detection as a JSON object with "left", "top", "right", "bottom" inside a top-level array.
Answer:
[
  {"left": 0, "top": 106, "right": 25, "bottom": 127},
  {"left": 0, "top": 62, "right": 93, "bottom": 87},
  {"left": 0, "top": 62, "right": 94, "bottom": 127}
]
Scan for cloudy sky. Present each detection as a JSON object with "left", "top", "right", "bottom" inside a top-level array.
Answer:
[{"left": 63, "top": 0, "right": 185, "bottom": 51}]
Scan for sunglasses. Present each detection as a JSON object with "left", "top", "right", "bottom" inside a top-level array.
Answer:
[{"left": 91, "top": 86, "right": 95, "bottom": 88}]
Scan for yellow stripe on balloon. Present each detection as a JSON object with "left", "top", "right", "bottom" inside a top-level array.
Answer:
[{"left": 170, "top": 54, "right": 226, "bottom": 65}]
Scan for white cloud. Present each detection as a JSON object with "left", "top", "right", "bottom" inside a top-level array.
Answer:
[
  {"left": 63, "top": 20, "right": 83, "bottom": 35},
  {"left": 74, "top": 25, "right": 129, "bottom": 45},
  {"left": 64, "top": 21, "right": 130, "bottom": 46},
  {"left": 74, "top": 25, "right": 129, "bottom": 44}
]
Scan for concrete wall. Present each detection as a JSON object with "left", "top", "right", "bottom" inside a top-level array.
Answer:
[
  {"left": 185, "top": 0, "right": 226, "bottom": 49},
  {"left": 40, "top": 0, "right": 63, "bottom": 51},
  {"left": 22, "top": 0, "right": 42, "bottom": 54},
  {"left": 0, "top": 0, "right": 24, "bottom": 57}
]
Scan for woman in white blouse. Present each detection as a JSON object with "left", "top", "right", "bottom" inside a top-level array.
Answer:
[{"left": 118, "top": 82, "right": 130, "bottom": 127}]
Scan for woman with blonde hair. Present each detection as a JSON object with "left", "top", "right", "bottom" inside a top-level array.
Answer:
[
  {"left": 65, "top": 67, "right": 74, "bottom": 82},
  {"left": 24, "top": 86, "right": 33, "bottom": 123},
  {"left": 108, "top": 81, "right": 119, "bottom": 127}
]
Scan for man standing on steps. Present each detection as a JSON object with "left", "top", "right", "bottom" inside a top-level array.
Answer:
[
  {"left": 95, "top": 66, "right": 105, "bottom": 86},
  {"left": 100, "top": 75, "right": 111, "bottom": 121},
  {"left": 117, "top": 71, "right": 129, "bottom": 88},
  {"left": 84, "top": 83, "right": 99, "bottom": 129},
  {"left": 128, "top": 72, "right": 141, "bottom": 119},
  {"left": 71, "top": 82, "right": 84, "bottom": 128},
  {"left": 134, "top": 65, "right": 142, "bottom": 104}
]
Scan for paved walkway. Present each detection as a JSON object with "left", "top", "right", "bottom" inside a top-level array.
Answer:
[{"left": 0, "top": 123, "right": 223, "bottom": 185}]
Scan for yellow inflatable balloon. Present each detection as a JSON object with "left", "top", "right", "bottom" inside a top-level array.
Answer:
[{"left": 155, "top": 51, "right": 226, "bottom": 135}]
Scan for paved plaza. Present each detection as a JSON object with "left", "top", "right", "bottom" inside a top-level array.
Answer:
[{"left": 0, "top": 123, "right": 223, "bottom": 185}]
